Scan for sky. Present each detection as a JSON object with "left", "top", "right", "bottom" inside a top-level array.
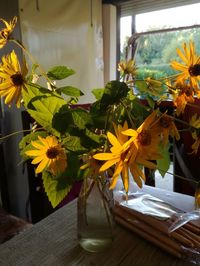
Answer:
[{"left": 120, "top": 2, "right": 200, "bottom": 50}]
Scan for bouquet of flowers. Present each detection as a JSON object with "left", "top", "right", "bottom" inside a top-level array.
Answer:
[{"left": 0, "top": 16, "right": 200, "bottom": 208}]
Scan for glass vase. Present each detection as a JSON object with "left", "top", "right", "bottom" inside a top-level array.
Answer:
[{"left": 77, "top": 176, "right": 114, "bottom": 252}]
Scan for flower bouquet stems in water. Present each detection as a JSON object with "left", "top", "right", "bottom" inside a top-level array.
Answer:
[{"left": 77, "top": 175, "right": 114, "bottom": 253}]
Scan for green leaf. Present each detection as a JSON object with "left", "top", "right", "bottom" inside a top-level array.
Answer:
[
  {"left": 65, "top": 153, "right": 84, "bottom": 180},
  {"left": 28, "top": 96, "right": 66, "bottom": 135},
  {"left": 22, "top": 83, "right": 53, "bottom": 109},
  {"left": 92, "top": 88, "right": 105, "bottom": 100},
  {"left": 135, "top": 79, "right": 165, "bottom": 98},
  {"left": 52, "top": 105, "right": 73, "bottom": 134},
  {"left": 129, "top": 97, "right": 149, "bottom": 126},
  {"left": 100, "top": 80, "right": 129, "bottom": 109},
  {"left": 47, "top": 66, "right": 75, "bottom": 80},
  {"left": 22, "top": 83, "right": 67, "bottom": 135},
  {"left": 90, "top": 101, "right": 107, "bottom": 129},
  {"left": 135, "top": 80, "right": 148, "bottom": 93},
  {"left": 157, "top": 144, "right": 170, "bottom": 177},
  {"left": 72, "top": 108, "right": 92, "bottom": 129},
  {"left": 146, "top": 96, "right": 155, "bottom": 109},
  {"left": 62, "top": 135, "right": 87, "bottom": 153},
  {"left": 42, "top": 152, "right": 83, "bottom": 208},
  {"left": 42, "top": 171, "right": 72, "bottom": 208},
  {"left": 57, "top": 86, "right": 84, "bottom": 97},
  {"left": 85, "top": 128, "right": 104, "bottom": 145}
]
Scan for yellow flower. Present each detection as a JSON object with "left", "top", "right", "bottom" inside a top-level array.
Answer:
[
  {"left": 80, "top": 152, "right": 104, "bottom": 179},
  {"left": 189, "top": 116, "right": 200, "bottom": 154},
  {"left": 172, "top": 83, "right": 195, "bottom": 116},
  {"left": 93, "top": 121, "right": 134, "bottom": 193},
  {"left": 195, "top": 193, "right": 200, "bottom": 209},
  {"left": 0, "top": 50, "right": 28, "bottom": 107},
  {"left": 0, "top": 16, "right": 17, "bottom": 49},
  {"left": 145, "top": 77, "right": 164, "bottom": 98},
  {"left": 25, "top": 135, "right": 67, "bottom": 175},
  {"left": 118, "top": 59, "right": 136, "bottom": 76},
  {"left": 122, "top": 110, "right": 161, "bottom": 160},
  {"left": 122, "top": 110, "right": 162, "bottom": 186},
  {"left": 195, "top": 182, "right": 200, "bottom": 209},
  {"left": 112, "top": 121, "right": 129, "bottom": 146},
  {"left": 190, "top": 114, "right": 200, "bottom": 129},
  {"left": 170, "top": 41, "right": 200, "bottom": 94},
  {"left": 155, "top": 113, "right": 180, "bottom": 146},
  {"left": 94, "top": 115, "right": 162, "bottom": 193},
  {"left": 190, "top": 131, "right": 200, "bottom": 154}
]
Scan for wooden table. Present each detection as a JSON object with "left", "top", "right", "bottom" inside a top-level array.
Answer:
[{"left": 0, "top": 199, "right": 194, "bottom": 266}]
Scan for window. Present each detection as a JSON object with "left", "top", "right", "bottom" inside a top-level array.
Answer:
[
  {"left": 120, "top": 3, "right": 200, "bottom": 79},
  {"left": 120, "top": 3, "right": 200, "bottom": 191}
]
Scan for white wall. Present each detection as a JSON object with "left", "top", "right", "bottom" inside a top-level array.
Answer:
[
  {"left": 102, "top": 4, "right": 117, "bottom": 84},
  {"left": 18, "top": 0, "right": 104, "bottom": 103}
]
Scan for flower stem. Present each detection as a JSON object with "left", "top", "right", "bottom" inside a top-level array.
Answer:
[
  {"left": 156, "top": 168, "right": 198, "bottom": 185},
  {"left": 172, "top": 116, "right": 196, "bottom": 130},
  {"left": 0, "top": 127, "right": 43, "bottom": 141},
  {"left": 120, "top": 100, "right": 135, "bottom": 128},
  {"left": 11, "top": 39, "right": 54, "bottom": 88},
  {"left": 96, "top": 179, "right": 113, "bottom": 235}
]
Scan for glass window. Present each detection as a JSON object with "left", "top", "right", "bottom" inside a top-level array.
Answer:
[
  {"left": 120, "top": 3, "right": 200, "bottom": 75},
  {"left": 120, "top": 16, "right": 132, "bottom": 61},
  {"left": 135, "top": 3, "right": 200, "bottom": 32},
  {"left": 120, "top": 3, "right": 200, "bottom": 191},
  {"left": 134, "top": 3, "right": 200, "bottom": 80}
]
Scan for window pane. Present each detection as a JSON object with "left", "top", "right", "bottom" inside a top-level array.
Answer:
[
  {"left": 135, "top": 28, "right": 200, "bottom": 80},
  {"left": 120, "top": 16, "right": 132, "bottom": 60},
  {"left": 135, "top": 3, "right": 200, "bottom": 33}
]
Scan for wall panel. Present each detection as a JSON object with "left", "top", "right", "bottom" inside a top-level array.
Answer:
[{"left": 19, "top": 0, "right": 104, "bottom": 103}]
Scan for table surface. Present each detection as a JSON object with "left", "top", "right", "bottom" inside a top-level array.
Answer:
[{"left": 0, "top": 199, "right": 195, "bottom": 266}]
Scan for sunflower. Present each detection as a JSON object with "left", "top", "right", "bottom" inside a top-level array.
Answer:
[
  {"left": 112, "top": 121, "right": 129, "bottom": 146},
  {"left": 0, "top": 16, "right": 17, "bottom": 49},
  {"left": 0, "top": 50, "right": 28, "bottom": 107},
  {"left": 93, "top": 114, "right": 162, "bottom": 192},
  {"left": 195, "top": 182, "right": 200, "bottom": 209},
  {"left": 170, "top": 41, "right": 200, "bottom": 95},
  {"left": 190, "top": 114, "right": 200, "bottom": 154},
  {"left": 190, "top": 114, "right": 200, "bottom": 129},
  {"left": 118, "top": 59, "right": 136, "bottom": 77},
  {"left": 122, "top": 110, "right": 162, "bottom": 161},
  {"left": 121, "top": 110, "right": 162, "bottom": 185},
  {"left": 93, "top": 121, "right": 135, "bottom": 193},
  {"left": 170, "top": 81, "right": 195, "bottom": 116},
  {"left": 80, "top": 152, "right": 105, "bottom": 179},
  {"left": 154, "top": 113, "right": 180, "bottom": 146},
  {"left": 145, "top": 77, "right": 164, "bottom": 98},
  {"left": 190, "top": 131, "right": 200, "bottom": 154},
  {"left": 25, "top": 135, "right": 67, "bottom": 175}
]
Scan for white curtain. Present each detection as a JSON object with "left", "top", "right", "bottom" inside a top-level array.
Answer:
[{"left": 18, "top": 0, "right": 104, "bottom": 103}]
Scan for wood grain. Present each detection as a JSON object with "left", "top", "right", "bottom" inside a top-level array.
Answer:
[{"left": 0, "top": 200, "right": 195, "bottom": 266}]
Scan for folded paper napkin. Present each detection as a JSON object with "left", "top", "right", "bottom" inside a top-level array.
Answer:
[{"left": 113, "top": 188, "right": 200, "bottom": 263}]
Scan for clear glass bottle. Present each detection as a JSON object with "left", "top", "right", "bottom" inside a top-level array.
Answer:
[{"left": 77, "top": 176, "right": 114, "bottom": 252}]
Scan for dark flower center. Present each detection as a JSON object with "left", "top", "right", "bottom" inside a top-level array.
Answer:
[
  {"left": 188, "top": 64, "right": 200, "bottom": 76},
  {"left": 159, "top": 116, "right": 172, "bottom": 128},
  {"left": 183, "top": 86, "right": 193, "bottom": 97},
  {"left": 138, "top": 130, "right": 151, "bottom": 146},
  {"left": 46, "top": 147, "right": 59, "bottom": 159},
  {"left": 11, "top": 73, "right": 24, "bottom": 86},
  {"left": 1, "top": 30, "right": 8, "bottom": 39}
]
